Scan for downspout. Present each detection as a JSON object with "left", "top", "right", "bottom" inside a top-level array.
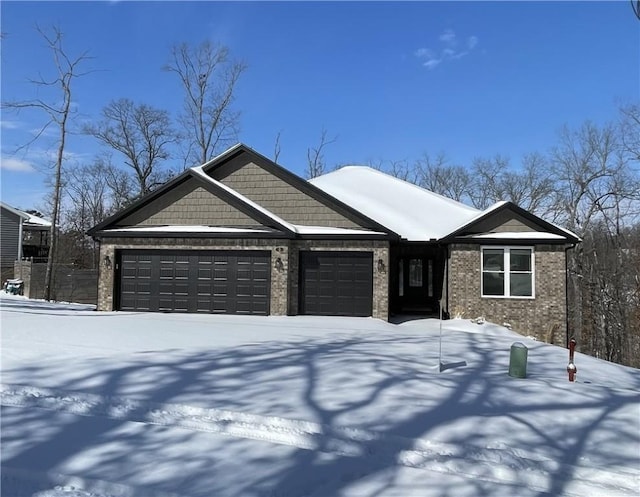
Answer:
[
  {"left": 17, "top": 218, "right": 24, "bottom": 263},
  {"left": 443, "top": 244, "right": 450, "bottom": 319},
  {"left": 564, "top": 243, "right": 576, "bottom": 348}
]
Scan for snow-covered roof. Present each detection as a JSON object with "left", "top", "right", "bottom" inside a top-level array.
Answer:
[
  {"left": 292, "top": 225, "right": 387, "bottom": 236},
  {"left": 310, "top": 166, "right": 481, "bottom": 241},
  {"left": 0, "top": 201, "right": 51, "bottom": 227},
  {"left": 459, "top": 232, "right": 566, "bottom": 241},
  {"left": 23, "top": 211, "right": 51, "bottom": 228},
  {"left": 446, "top": 200, "right": 580, "bottom": 242},
  {"left": 102, "top": 226, "right": 274, "bottom": 234},
  {"left": 0, "top": 201, "right": 29, "bottom": 220},
  {"left": 104, "top": 223, "right": 386, "bottom": 238}
]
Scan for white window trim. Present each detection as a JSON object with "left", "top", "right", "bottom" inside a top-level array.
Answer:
[{"left": 481, "top": 246, "right": 535, "bottom": 299}]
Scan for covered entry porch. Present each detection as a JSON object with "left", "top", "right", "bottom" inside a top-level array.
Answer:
[{"left": 389, "top": 243, "right": 446, "bottom": 317}]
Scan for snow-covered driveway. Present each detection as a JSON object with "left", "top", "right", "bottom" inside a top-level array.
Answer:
[{"left": 1, "top": 294, "right": 639, "bottom": 497}]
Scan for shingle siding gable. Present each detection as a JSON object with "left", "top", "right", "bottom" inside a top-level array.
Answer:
[
  {"left": 118, "top": 178, "right": 259, "bottom": 227},
  {"left": 468, "top": 209, "right": 542, "bottom": 234},
  {"left": 218, "top": 162, "right": 363, "bottom": 229}
]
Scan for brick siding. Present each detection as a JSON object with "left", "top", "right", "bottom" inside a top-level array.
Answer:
[{"left": 448, "top": 244, "right": 567, "bottom": 343}]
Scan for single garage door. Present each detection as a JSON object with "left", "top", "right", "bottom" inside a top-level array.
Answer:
[
  {"left": 299, "top": 251, "right": 373, "bottom": 317},
  {"left": 118, "top": 250, "right": 270, "bottom": 314}
]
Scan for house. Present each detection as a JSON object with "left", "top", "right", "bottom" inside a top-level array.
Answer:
[
  {"left": 1, "top": 202, "right": 51, "bottom": 281},
  {"left": 88, "top": 144, "right": 580, "bottom": 342}
]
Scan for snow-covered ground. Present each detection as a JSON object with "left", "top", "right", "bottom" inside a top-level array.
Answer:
[{"left": 1, "top": 293, "right": 639, "bottom": 497}]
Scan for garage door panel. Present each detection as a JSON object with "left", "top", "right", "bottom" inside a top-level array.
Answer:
[
  {"left": 117, "top": 250, "right": 270, "bottom": 315},
  {"left": 197, "top": 268, "right": 212, "bottom": 280},
  {"left": 122, "top": 298, "right": 150, "bottom": 311},
  {"left": 300, "top": 251, "right": 373, "bottom": 317},
  {"left": 214, "top": 268, "right": 228, "bottom": 280}
]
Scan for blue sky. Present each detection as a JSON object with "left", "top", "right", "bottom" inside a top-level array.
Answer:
[{"left": 1, "top": 1, "right": 638, "bottom": 211}]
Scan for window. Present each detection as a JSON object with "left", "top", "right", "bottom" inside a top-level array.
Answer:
[
  {"left": 482, "top": 247, "right": 534, "bottom": 298},
  {"left": 409, "top": 259, "right": 423, "bottom": 287}
]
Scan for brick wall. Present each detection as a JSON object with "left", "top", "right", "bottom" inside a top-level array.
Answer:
[{"left": 448, "top": 244, "right": 567, "bottom": 343}]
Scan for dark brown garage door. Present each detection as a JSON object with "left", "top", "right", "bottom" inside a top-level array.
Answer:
[
  {"left": 117, "top": 250, "right": 270, "bottom": 314},
  {"left": 299, "top": 251, "right": 373, "bottom": 317}
]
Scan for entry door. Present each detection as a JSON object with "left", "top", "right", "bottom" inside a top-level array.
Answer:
[{"left": 398, "top": 256, "right": 436, "bottom": 312}]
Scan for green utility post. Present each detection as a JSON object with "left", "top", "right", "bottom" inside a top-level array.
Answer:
[{"left": 508, "top": 342, "right": 528, "bottom": 378}]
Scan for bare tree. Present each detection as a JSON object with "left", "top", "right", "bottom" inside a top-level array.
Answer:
[
  {"left": 85, "top": 99, "right": 176, "bottom": 197},
  {"left": 631, "top": 0, "right": 640, "bottom": 20},
  {"left": 62, "top": 160, "right": 112, "bottom": 267},
  {"left": 306, "top": 128, "right": 337, "bottom": 179},
  {"left": 273, "top": 130, "right": 283, "bottom": 163},
  {"left": 2, "top": 25, "right": 91, "bottom": 301},
  {"left": 550, "top": 119, "right": 640, "bottom": 363},
  {"left": 502, "top": 153, "right": 556, "bottom": 216},
  {"left": 164, "top": 41, "right": 247, "bottom": 167},
  {"left": 415, "top": 153, "right": 471, "bottom": 202},
  {"left": 618, "top": 102, "right": 640, "bottom": 164},
  {"left": 467, "top": 155, "right": 511, "bottom": 209}
]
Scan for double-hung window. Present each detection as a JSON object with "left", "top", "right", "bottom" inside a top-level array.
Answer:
[{"left": 481, "top": 246, "right": 534, "bottom": 298}]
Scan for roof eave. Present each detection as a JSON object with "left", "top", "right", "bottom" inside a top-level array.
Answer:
[
  {"left": 0, "top": 201, "right": 30, "bottom": 220},
  {"left": 91, "top": 230, "right": 293, "bottom": 240}
]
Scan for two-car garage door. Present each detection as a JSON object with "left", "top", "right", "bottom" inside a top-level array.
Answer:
[{"left": 118, "top": 250, "right": 270, "bottom": 314}]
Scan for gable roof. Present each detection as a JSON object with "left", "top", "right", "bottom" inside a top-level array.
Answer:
[
  {"left": 201, "top": 144, "right": 397, "bottom": 235},
  {"left": 88, "top": 144, "right": 394, "bottom": 239},
  {"left": 88, "top": 144, "right": 578, "bottom": 244},
  {"left": 441, "top": 201, "right": 581, "bottom": 243},
  {"left": 1, "top": 201, "right": 30, "bottom": 221},
  {"left": 88, "top": 168, "right": 297, "bottom": 236},
  {"left": 1, "top": 202, "right": 51, "bottom": 228},
  {"left": 310, "top": 166, "right": 480, "bottom": 241}
]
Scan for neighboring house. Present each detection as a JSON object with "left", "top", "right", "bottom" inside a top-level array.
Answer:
[
  {"left": 88, "top": 144, "right": 580, "bottom": 342},
  {"left": 20, "top": 210, "right": 51, "bottom": 262},
  {"left": 1, "top": 202, "right": 51, "bottom": 279},
  {"left": 1, "top": 202, "right": 29, "bottom": 281}
]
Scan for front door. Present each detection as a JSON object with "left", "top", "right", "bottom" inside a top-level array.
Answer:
[{"left": 397, "top": 256, "right": 439, "bottom": 314}]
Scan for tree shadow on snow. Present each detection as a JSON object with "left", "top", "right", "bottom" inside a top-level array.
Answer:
[{"left": 1, "top": 324, "right": 639, "bottom": 497}]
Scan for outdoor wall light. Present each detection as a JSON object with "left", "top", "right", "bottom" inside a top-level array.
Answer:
[
  {"left": 103, "top": 255, "right": 112, "bottom": 269},
  {"left": 275, "top": 257, "right": 284, "bottom": 271},
  {"left": 377, "top": 258, "right": 386, "bottom": 273}
]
